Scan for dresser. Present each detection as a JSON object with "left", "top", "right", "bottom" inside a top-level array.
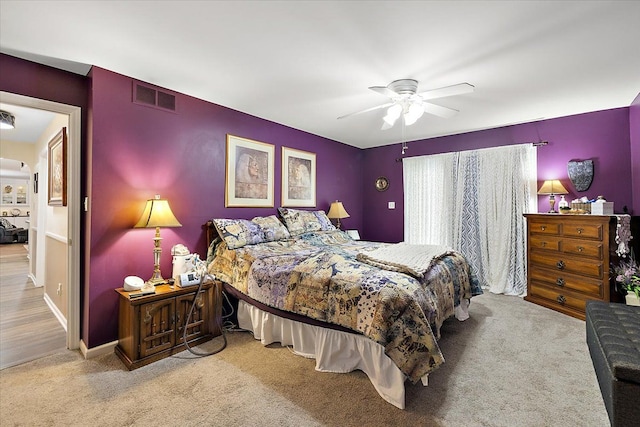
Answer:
[{"left": 524, "top": 214, "right": 620, "bottom": 320}]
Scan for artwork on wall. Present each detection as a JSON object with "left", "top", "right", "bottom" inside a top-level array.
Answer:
[
  {"left": 48, "top": 127, "right": 67, "bottom": 206},
  {"left": 225, "top": 134, "right": 274, "bottom": 207},
  {"left": 33, "top": 172, "right": 38, "bottom": 194},
  {"left": 567, "top": 159, "right": 594, "bottom": 192},
  {"left": 281, "top": 146, "right": 316, "bottom": 207}
]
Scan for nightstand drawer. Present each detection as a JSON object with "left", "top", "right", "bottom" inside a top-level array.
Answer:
[
  {"left": 530, "top": 252, "right": 604, "bottom": 279},
  {"left": 561, "top": 239, "right": 603, "bottom": 259},
  {"left": 530, "top": 268, "right": 603, "bottom": 298}
]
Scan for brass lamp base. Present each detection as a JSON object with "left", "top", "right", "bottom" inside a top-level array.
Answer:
[
  {"left": 548, "top": 194, "right": 557, "bottom": 213},
  {"left": 148, "top": 228, "right": 166, "bottom": 285}
]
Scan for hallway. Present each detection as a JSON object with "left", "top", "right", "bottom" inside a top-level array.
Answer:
[{"left": 0, "top": 243, "right": 66, "bottom": 369}]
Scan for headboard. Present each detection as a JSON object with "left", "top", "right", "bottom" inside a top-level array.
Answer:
[{"left": 204, "top": 220, "right": 217, "bottom": 249}]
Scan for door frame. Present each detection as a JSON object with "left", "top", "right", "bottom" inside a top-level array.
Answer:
[{"left": 1, "top": 91, "right": 81, "bottom": 350}]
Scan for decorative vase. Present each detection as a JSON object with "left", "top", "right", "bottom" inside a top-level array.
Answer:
[{"left": 625, "top": 291, "right": 640, "bottom": 306}]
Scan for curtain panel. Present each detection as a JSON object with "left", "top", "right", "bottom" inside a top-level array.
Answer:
[{"left": 403, "top": 144, "right": 537, "bottom": 296}]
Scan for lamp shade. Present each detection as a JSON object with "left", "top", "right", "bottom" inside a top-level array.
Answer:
[
  {"left": 537, "top": 180, "right": 568, "bottom": 195},
  {"left": 134, "top": 195, "right": 182, "bottom": 228},
  {"left": 327, "top": 201, "right": 350, "bottom": 219}
]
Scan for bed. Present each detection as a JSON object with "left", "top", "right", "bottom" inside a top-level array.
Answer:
[{"left": 205, "top": 208, "right": 482, "bottom": 409}]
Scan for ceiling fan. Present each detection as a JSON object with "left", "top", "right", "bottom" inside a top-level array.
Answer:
[{"left": 338, "top": 79, "right": 474, "bottom": 130}]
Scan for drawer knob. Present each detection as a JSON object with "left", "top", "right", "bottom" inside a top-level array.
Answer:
[
  {"left": 541, "top": 226, "right": 546, "bottom": 231},
  {"left": 576, "top": 228, "right": 583, "bottom": 234},
  {"left": 556, "top": 260, "right": 565, "bottom": 270},
  {"left": 541, "top": 241, "right": 547, "bottom": 247},
  {"left": 577, "top": 246, "right": 584, "bottom": 252},
  {"left": 556, "top": 277, "right": 565, "bottom": 287},
  {"left": 557, "top": 295, "right": 566, "bottom": 305}
]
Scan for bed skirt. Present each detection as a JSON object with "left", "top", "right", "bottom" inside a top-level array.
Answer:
[{"left": 237, "top": 299, "right": 420, "bottom": 409}]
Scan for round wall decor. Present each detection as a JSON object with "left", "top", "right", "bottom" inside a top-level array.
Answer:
[{"left": 375, "top": 176, "right": 389, "bottom": 192}]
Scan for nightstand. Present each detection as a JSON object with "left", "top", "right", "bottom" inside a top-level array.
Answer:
[{"left": 114, "top": 280, "right": 222, "bottom": 370}]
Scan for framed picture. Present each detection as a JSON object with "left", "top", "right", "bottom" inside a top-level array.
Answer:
[
  {"left": 33, "top": 172, "right": 38, "bottom": 194},
  {"left": 225, "top": 134, "right": 275, "bottom": 207},
  {"left": 281, "top": 147, "right": 316, "bottom": 207},
  {"left": 48, "top": 127, "right": 67, "bottom": 206}
]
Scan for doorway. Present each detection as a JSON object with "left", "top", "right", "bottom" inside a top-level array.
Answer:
[{"left": 0, "top": 91, "right": 81, "bottom": 352}]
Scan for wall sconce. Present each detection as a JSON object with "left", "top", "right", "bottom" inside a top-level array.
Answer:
[
  {"left": 134, "top": 195, "right": 182, "bottom": 285},
  {"left": 537, "top": 180, "right": 568, "bottom": 213},
  {"left": 327, "top": 200, "right": 350, "bottom": 229}
]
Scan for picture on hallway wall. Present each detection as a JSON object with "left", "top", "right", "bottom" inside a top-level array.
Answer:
[{"left": 48, "top": 127, "right": 67, "bottom": 206}]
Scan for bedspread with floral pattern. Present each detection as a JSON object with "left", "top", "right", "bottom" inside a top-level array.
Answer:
[{"left": 207, "top": 230, "right": 481, "bottom": 382}]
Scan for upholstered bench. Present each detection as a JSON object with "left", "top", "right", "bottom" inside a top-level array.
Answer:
[{"left": 585, "top": 301, "right": 640, "bottom": 427}]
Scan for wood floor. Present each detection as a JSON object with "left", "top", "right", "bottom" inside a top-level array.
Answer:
[{"left": 0, "top": 243, "right": 66, "bottom": 370}]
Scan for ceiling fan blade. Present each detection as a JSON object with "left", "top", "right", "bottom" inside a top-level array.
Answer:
[
  {"left": 418, "top": 83, "right": 475, "bottom": 100},
  {"left": 423, "top": 102, "right": 459, "bottom": 118},
  {"left": 369, "top": 86, "right": 399, "bottom": 98},
  {"left": 337, "top": 102, "right": 393, "bottom": 120}
]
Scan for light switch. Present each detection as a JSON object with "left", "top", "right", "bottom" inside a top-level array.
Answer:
[{"left": 388, "top": 202, "right": 395, "bottom": 209}]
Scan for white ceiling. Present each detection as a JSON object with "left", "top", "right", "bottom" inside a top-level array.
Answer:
[
  {"left": 1, "top": 1, "right": 639, "bottom": 149},
  {"left": 0, "top": 103, "right": 57, "bottom": 144}
]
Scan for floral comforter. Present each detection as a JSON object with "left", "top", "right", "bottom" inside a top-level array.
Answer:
[{"left": 207, "top": 230, "right": 482, "bottom": 382}]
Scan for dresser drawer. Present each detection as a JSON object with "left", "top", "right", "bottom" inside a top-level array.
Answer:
[
  {"left": 529, "top": 283, "right": 592, "bottom": 314},
  {"left": 529, "top": 235, "right": 561, "bottom": 253},
  {"left": 561, "top": 222, "right": 603, "bottom": 240},
  {"left": 561, "top": 239, "right": 603, "bottom": 259},
  {"left": 529, "top": 268, "right": 603, "bottom": 298},
  {"left": 528, "top": 221, "right": 561, "bottom": 236},
  {"left": 529, "top": 252, "right": 603, "bottom": 279}
]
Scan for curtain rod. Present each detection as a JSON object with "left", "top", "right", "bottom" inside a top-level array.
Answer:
[{"left": 395, "top": 140, "right": 548, "bottom": 162}]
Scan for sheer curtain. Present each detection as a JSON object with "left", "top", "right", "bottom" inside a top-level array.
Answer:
[{"left": 403, "top": 144, "right": 537, "bottom": 296}]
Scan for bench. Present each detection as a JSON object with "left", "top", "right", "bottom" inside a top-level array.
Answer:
[{"left": 585, "top": 301, "right": 640, "bottom": 427}]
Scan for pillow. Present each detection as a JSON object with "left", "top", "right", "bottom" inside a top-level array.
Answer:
[
  {"left": 0, "top": 218, "right": 15, "bottom": 229},
  {"left": 251, "top": 215, "right": 290, "bottom": 242},
  {"left": 277, "top": 207, "right": 322, "bottom": 236},
  {"left": 314, "top": 210, "right": 337, "bottom": 231},
  {"left": 213, "top": 218, "right": 264, "bottom": 250}
]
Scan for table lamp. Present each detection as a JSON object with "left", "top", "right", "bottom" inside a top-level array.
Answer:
[
  {"left": 327, "top": 200, "right": 350, "bottom": 229},
  {"left": 134, "top": 195, "right": 182, "bottom": 285},
  {"left": 537, "top": 180, "right": 568, "bottom": 213}
]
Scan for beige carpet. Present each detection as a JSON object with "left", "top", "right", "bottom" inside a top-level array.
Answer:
[{"left": 0, "top": 293, "right": 609, "bottom": 427}]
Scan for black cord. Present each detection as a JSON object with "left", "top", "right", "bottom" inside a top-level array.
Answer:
[{"left": 182, "top": 274, "right": 227, "bottom": 357}]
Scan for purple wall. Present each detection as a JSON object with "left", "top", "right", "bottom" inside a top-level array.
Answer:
[
  {"left": 362, "top": 108, "right": 634, "bottom": 243},
  {"left": 85, "top": 67, "right": 362, "bottom": 347},
  {"left": 0, "top": 53, "right": 88, "bottom": 109},
  {"left": 630, "top": 93, "right": 640, "bottom": 215}
]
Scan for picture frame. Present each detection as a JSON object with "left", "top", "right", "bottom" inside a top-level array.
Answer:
[
  {"left": 48, "top": 127, "right": 67, "bottom": 206},
  {"left": 225, "top": 134, "right": 275, "bottom": 207},
  {"left": 33, "top": 172, "right": 38, "bottom": 194},
  {"left": 281, "top": 146, "right": 316, "bottom": 207}
]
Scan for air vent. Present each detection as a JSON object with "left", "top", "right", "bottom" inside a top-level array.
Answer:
[{"left": 133, "top": 81, "right": 177, "bottom": 112}]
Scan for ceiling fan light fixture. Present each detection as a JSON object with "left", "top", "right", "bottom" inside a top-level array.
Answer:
[
  {"left": 404, "top": 102, "right": 425, "bottom": 126},
  {"left": 0, "top": 110, "right": 16, "bottom": 129},
  {"left": 382, "top": 103, "right": 402, "bottom": 129}
]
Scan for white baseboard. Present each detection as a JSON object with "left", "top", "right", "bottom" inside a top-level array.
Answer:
[
  {"left": 80, "top": 339, "right": 118, "bottom": 359},
  {"left": 27, "top": 273, "right": 42, "bottom": 287},
  {"left": 43, "top": 292, "right": 67, "bottom": 331}
]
